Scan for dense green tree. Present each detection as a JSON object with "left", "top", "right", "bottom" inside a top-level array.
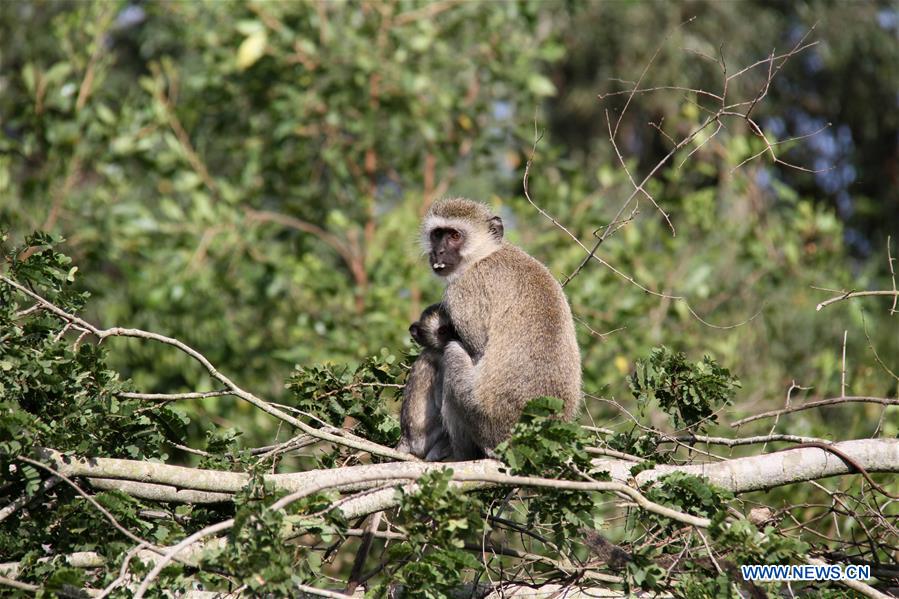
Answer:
[{"left": 2, "top": 2, "right": 898, "bottom": 596}]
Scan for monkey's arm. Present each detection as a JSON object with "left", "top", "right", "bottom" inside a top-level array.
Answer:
[
  {"left": 442, "top": 341, "right": 477, "bottom": 410},
  {"left": 441, "top": 340, "right": 487, "bottom": 460}
]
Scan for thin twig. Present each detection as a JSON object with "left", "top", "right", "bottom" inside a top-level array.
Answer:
[
  {"left": 841, "top": 330, "right": 848, "bottom": 398},
  {"left": 521, "top": 122, "right": 585, "bottom": 257},
  {"left": 733, "top": 396, "right": 899, "bottom": 427},
  {"left": 888, "top": 235, "right": 897, "bottom": 315},
  {"left": 816, "top": 290, "right": 899, "bottom": 312}
]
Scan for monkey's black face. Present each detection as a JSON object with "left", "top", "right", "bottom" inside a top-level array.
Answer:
[
  {"left": 409, "top": 323, "right": 455, "bottom": 350},
  {"left": 409, "top": 321, "right": 427, "bottom": 347},
  {"left": 409, "top": 320, "right": 447, "bottom": 350},
  {"left": 436, "top": 324, "right": 455, "bottom": 347},
  {"left": 428, "top": 227, "right": 465, "bottom": 277}
]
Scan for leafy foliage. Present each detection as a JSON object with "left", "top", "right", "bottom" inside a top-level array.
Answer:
[
  {"left": 6, "top": 232, "right": 85, "bottom": 311},
  {"left": 286, "top": 353, "right": 403, "bottom": 450},
  {"left": 498, "top": 397, "right": 594, "bottom": 477},
  {"left": 201, "top": 478, "right": 327, "bottom": 594},
  {"left": 606, "top": 430, "right": 661, "bottom": 460},
  {"left": 1, "top": 1, "right": 898, "bottom": 596},
  {"left": 644, "top": 472, "right": 733, "bottom": 532},
  {"left": 498, "top": 397, "right": 606, "bottom": 545},
  {"left": 381, "top": 469, "right": 484, "bottom": 597},
  {"left": 712, "top": 518, "right": 809, "bottom": 567},
  {"left": 197, "top": 427, "right": 252, "bottom": 470},
  {"left": 674, "top": 571, "right": 739, "bottom": 599},
  {"left": 630, "top": 346, "right": 741, "bottom": 432},
  {"left": 623, "top": 545, "right": 666, "bottom": 593},
  {"left": 0, "top": 235, "right": 182, "bottom": 465}
]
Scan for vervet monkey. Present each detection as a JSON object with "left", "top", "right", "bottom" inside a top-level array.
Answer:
[
  {"left": 396, "top": 303, "right": 454, "bottom": 461},
  {"left": 422, "top": 198, "right": 582, "bottom": 459}
]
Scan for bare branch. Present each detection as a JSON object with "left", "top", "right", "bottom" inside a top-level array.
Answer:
[
  {"left": 888, "top": 235, "right": 898, "bottom": 315},
  {"left": 0, "top": 575, "right": 38, "bottom": 593},
  {"left": 87, "top": 478, "right": 233, "bottom": 504},
  {"left": 119, "top": 390, "right": 233, "bottom": 401},
  {"left": 733, "top": 396, "right": 899, "bottom": 427},
  {"left": 660, "top": 433, "right": 829, "bottom": 447},
  {"left": 37, "top": 438, "right": 899, "bottom": 518},
  {"left": 562, "top": 26, "right": 824, "bottom": 309},
  {"left": 594, "top": 439, "right": 899, "bottom": 493},
  {"left": 816, "top": 290, "right": 899, "bottom": 311}
]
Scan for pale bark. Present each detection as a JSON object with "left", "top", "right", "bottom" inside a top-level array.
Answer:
[{"left": 37, "top": 439, "right": 899, "bottom": 512}]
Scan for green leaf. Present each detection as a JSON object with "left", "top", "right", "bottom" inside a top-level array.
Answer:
[
  {"left": 236, "top": 31, "right": 267, "bottom": 70},
  {"left": 527, "top": 73, "right": 556, "bottom": 97}
]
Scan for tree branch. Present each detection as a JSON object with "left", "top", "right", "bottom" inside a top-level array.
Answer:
[
  {"left": 0, "top": 275, "right": 410, "bottom": 462},
  {"left": 732, "top": 396, "right": 899, "bottom": 427},
  {"left": 816, "top": 290, "right": 899, "bottom": 312}
]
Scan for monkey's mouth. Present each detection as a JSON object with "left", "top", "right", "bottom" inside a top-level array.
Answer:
[{"left": 429, "top": 252, "right": 456, "bottom": 275}]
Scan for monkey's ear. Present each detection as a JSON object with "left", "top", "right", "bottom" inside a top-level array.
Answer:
[{"left": 488, "top": 216, "right": 504, "bottom": 240}]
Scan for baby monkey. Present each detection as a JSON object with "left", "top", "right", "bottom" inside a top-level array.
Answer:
[{"left": 397, "top": 303, "right": 455, "bottom": 461}]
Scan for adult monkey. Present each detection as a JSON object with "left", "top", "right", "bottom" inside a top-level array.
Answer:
[{"left": 422, "top": 198, "right": 582, "bottom": 459}]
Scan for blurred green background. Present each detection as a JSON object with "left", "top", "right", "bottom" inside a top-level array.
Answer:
[{"left": 2, "top": 0, "right": 897, "bottom": 448}]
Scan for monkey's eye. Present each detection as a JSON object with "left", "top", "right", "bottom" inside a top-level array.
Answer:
[{"left": 449, "top": 230, "right": 461, "bottom": 241}]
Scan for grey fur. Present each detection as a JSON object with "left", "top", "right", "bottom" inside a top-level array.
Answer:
[
  {"left": 397, "top": 304, "right": 453, "bottom": 461},
  {"left": 423, "top": 198, "right": 582, "bottom": 460}
]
